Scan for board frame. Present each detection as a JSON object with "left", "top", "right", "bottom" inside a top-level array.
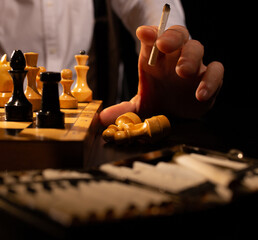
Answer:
[{"left": 0, "top": 100, "right": 102, "bottom": 171}]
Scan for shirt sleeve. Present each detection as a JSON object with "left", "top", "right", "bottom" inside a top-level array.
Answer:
[{"left": 110, "top": 0, "right": 186, "bottom": 52}]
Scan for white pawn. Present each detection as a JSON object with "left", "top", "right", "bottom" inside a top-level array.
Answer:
[
  {"left": 60, "top": 69, "right": 78, "bottom": 109},
  {"left": 36, "top": 66, "right": 46, "bottom": 95}
]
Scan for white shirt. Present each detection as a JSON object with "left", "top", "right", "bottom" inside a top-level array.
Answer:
[{"left": 0, "top": 0, "right": 185, "bottom": 72}]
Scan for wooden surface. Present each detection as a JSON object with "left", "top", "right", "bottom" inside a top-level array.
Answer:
[
  {"left": 86, "top": 114, "right": 258, "bottom": 171},
  {"left": 0, "top": 100, "right": 102, "bottom": 171},
  {"left": 0, "top": 109, "right": 258, "bottom": 239}
]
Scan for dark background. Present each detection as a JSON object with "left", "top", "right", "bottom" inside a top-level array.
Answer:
[
  {"left": 181, "top": 1, "right": 258, "bottom": 157},
  {"left": 181, "top": 1, "right": 257, "bottom": 111}
]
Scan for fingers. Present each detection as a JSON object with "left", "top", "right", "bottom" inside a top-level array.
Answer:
[
  {"left": 136, "top": 25, "right": 158, "bottom": 61},
  {"left": 156, "top": 25, "right": 189, "bottom": 53},
  {"left": 176, "top": 40, "right": 204, "bottom": 79},
  {"left": 99, "top": 101, "right": 137, "bottom": 126},
  {"left": 136, "top": 25, "right": 189, "bottom": 60},
  {"left": 196, "top": 61, "right": 224, "bottom": 102},
  {"left": 136, "top": 25, "right": 157, "bottom": 46}
]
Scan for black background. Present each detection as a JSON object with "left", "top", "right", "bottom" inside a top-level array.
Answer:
[
  {"left": 181, "top": 1, "right": 257, "bottom": 110},
  {"left": 181, "top": 1, "right": 258, "bottom": 157}
]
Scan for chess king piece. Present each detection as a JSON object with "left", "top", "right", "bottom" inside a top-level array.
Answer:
[
  {"left": 36, "top": 71, "right": 65, "bottom": 129},
  {"left": 0, "top": 54, "right": 13, "bottom": 107},
  {"left": 36, "top": 66, "right": 46, "bottom": 95},
  {"left": 72, "top": 50, "right": 92, "bottom": 102},
  {"left": 24, "top": 52, "right": 42, "bottom": 111},
  {"left": 60, "top": 69, "right": 78, "bottom": 109},
  {"left": 5, "top": 50, "right": 33, "bottom": 121},
  {"left": 102, "top": 112, "right": 171, "bottom": 143}
]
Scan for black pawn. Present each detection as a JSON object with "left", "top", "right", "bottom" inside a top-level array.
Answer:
[
  {"left": 5, "top": 50, "right": 33, "bottom": 121},
  {"left": 36, "top": 72, "right": 64, "bottom": 129}
]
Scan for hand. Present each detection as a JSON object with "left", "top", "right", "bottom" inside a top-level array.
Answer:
[{"left": 100, "top": 25, "right": 224, "bottom": 126}]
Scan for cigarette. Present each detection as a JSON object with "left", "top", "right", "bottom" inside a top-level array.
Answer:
[{"left": 148, "top": 4, "right": 170, "bottom": 66}]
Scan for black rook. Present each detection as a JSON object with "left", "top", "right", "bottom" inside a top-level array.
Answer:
[{"left": 36, "top": 72, "right": 65, "bottom": 129}]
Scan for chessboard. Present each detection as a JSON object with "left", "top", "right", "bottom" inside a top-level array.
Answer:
[{"left": 0, "top": 100, "right": 102, "bottom": 171}]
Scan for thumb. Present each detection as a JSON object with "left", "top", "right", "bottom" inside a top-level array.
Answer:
[
  {"left": 136, "top": 25, "right": 158, "bottom": 61},
  {"left": 99, "top": 101, "right": 137, "bottom": 126}
]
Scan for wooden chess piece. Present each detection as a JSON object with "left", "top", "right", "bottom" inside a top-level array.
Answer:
[
  {"left": 36, "top": 72, "right": 65, "bottom": 129},
  {"left": 24, "top": 52, "right": 42, "bottom": 111},
  {"left": 115, "top": 112, "right": 142, "bottom": 129},
  {"left": 102, "top": 113, "right": 171, "bottom": 143},
  {"left": 0, "top": 54, "right": 13, "bottom": 107},
  {"left": 72, "top": 50, "right": 92, "bottom": 102},
  {"left": 60, "top": 69, "right": 78, "bottom": 109},
  {"left": 5, "top": 50, "right": 33, "bottom": 121},
  {"left": 102, "top": 112, "right": 142, "bottom": 142},
  {"left": 36, "top": 66, "right": 46, "bottom": 95}
]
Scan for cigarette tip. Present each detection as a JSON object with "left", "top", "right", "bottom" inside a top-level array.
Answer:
[{"left": 164, "top": 3, "right": 170, "bottom": 12}]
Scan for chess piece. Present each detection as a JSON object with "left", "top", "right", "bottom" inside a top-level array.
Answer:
[
  {"left": 72, "top": 50, "right": 92, "bottom": 102},
  {"left": 60, "top": 69, "right": 78, "bottom": 109},
  {"left": 115, "top": 112, "right": 142, "bottom": 128},
  {"left": 36, "top": 66, "right": 46, "bottom": 95},
  {"left": 102, "top": 112, "right": 142, "bottom": 142},
  {"left": 0, "top": 54, "right": 13, "bottom": 107},
  {"left": 24, "top": 52, "right": 42, "bottom": 111},
  {"left": 5, "top": 50, "right": 33, "bottom": 121},
  {"left": 36, "top": 72, "right": 65, "bottom": 129},
  {"left": 102, "top": 112, "right": 171, "bottom": 143}
]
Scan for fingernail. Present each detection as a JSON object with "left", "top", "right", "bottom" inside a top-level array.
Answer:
[{"left": 198, "top": 89, "right": 208, "bottom": 101}]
